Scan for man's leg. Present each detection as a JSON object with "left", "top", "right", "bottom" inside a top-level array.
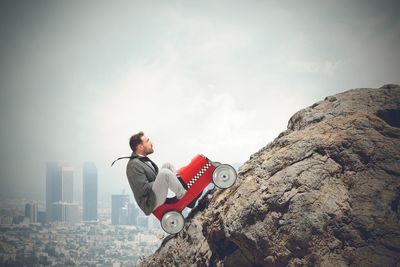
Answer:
[{"left": 152, "top": 168, "right": 186, "bottom": 210}]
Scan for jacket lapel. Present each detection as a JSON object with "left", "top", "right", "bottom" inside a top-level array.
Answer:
[
  {"left": 130, "top": 153, "right": 159, "bottom": 175},
  {"left": 141, "top": 157, "right": 159, "bottom": 174}
]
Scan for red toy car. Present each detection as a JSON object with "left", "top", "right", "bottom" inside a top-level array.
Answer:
[{"left": 153, "top": 154, "right": 237, "bottom": 234}]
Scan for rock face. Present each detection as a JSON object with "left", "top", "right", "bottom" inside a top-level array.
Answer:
[{"left": 140, "top": 85, "right": 400, "bottom": 267}]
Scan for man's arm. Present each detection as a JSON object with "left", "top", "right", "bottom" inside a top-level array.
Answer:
[{"left": 127, "top": 161, "right": 154, "bottom": 195}]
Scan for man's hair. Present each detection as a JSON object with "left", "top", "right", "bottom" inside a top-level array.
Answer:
[{"left": 129, "top": 131, "right": 144, "bottom": 152}]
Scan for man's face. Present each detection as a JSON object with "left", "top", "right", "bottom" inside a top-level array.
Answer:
[{"left": 139, "top": 135, "right": 154, "bottom": 155}]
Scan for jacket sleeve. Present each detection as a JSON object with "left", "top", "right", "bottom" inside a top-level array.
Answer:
[{"left": 128, "top": 161, "right": 154, "bottom": 195}]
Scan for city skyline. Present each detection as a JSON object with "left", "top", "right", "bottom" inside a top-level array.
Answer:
[
  {"left": 0, "top": 203, "right": 162, "bottom": 266},
  {"left": 1, "top": 160, "right": 124, "bottom": 206},
  {"left": 0, "top": 160, "right": 155, "bottom": 229}
]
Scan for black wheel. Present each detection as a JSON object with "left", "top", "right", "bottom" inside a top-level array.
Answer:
[
  {"left": 212, "top": 164, "right": 237, "bottom": 189},
  {"left": 161, "top": 211, "right": 185, "bottom": 234}
]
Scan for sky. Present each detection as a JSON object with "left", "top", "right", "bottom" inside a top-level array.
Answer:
[{"left": 0, "top": 0, "right": 399, "bottom": 204}]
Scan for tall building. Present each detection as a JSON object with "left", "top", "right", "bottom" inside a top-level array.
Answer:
[
  {"left": 51, "top": 202, "right": 79, "bottom": 223},
  {"left": 62, "top": 166, "right": 74, "bottom": 203},
  {"left": 128, "top": 203, "right": 139, "bottom": 225},
  {"left": 83, "top": 162, "right": 98, "bottom": 221},
  {"left": 119, "top": 205, "right": 129, "bottom": 225},
  {"left": 46, "top": 162, "right": 76, "bottom": 223},
  {"left": 46, "top": 162, "right": 62, "bottom": 222},
  {"left": 25, "top": 203, "right": 38, "bottom": 223},
  {"left": 65, "top": 203, "right": 79, "bottom": 223},
  {"left": 111, "top": 194, "right": 129, "bottom": 225},
  {"left": 37, "top": 211, "right": 46, "bottom": 225}
]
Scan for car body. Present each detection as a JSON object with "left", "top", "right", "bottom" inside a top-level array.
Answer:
[{"left": 153, "top": 154, "right": 237, "bottom": 234}]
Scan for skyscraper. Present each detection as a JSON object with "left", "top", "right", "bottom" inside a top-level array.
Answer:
[
  {"left": 62, "top": 166, "right": 74, "bottom": 203},
  {"left": 46, "top": 162, "right": 62, "bottom": 222},
  {"left": 52, "top": 202, "right": 79, "bottom": 223},
  {"left": 111, "top": 194, "right": 129, "bottom": 225},
  {"left": 83, "top": 162, "right": 98, "bottom": 221},
  {"left": 25, "top": 203, "right": 38, "bottom": 223},
  {"left": 128, "top": 203, "right": 139, "bottom": 225},
  {"left": 46, "top": 162, "right": 76, "bottom": 223}
]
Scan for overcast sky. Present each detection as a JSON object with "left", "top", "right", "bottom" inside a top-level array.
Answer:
[{"left": 1, "top": 0, "right": 399, "bottom": 204}]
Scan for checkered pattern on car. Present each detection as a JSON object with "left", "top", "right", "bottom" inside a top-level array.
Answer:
[{"left": 187, "top": 162, "right": 212, "bottom": 189}]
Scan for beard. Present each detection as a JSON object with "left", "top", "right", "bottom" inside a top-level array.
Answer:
[{"left": 146, "top": 147, "right": 154, "bottom": 155}]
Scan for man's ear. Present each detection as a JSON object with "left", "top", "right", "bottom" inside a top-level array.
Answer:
[{"left": 136, "top": 144, "right": 143, "bottom": 152}]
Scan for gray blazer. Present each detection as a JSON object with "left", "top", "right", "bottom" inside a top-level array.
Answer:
[{"left": 126, "top": 153, "right": 158, "bottom": 215}]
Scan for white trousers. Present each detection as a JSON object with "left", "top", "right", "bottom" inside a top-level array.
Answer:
[{"left": 152, "top": 163, "right": 186, "bottom": 210}]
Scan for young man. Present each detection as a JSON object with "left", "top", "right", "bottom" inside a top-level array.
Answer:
[{"left": 126, "top": 132, "right": 187, "bottom": 215}]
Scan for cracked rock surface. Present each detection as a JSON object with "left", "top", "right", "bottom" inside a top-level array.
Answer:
[{"left": 139, "top": 85, "right": 400, "bottom": 267}]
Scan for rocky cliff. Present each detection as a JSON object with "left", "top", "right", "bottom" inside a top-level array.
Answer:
[{"left": 140, "top": 84, "right": 400, "bottom": 267}]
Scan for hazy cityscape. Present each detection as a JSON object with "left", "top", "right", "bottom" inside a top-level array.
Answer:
[{"left": 0, "top": 162, "right": 168, "bottom": 266}]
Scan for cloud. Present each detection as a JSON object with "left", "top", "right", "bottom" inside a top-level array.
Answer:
[
  {"left": 288, "top": 60, "right": 344, "bottom": 75},
  {"left": 93, "top": 56, "right": 263, "bottom": 163}
]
